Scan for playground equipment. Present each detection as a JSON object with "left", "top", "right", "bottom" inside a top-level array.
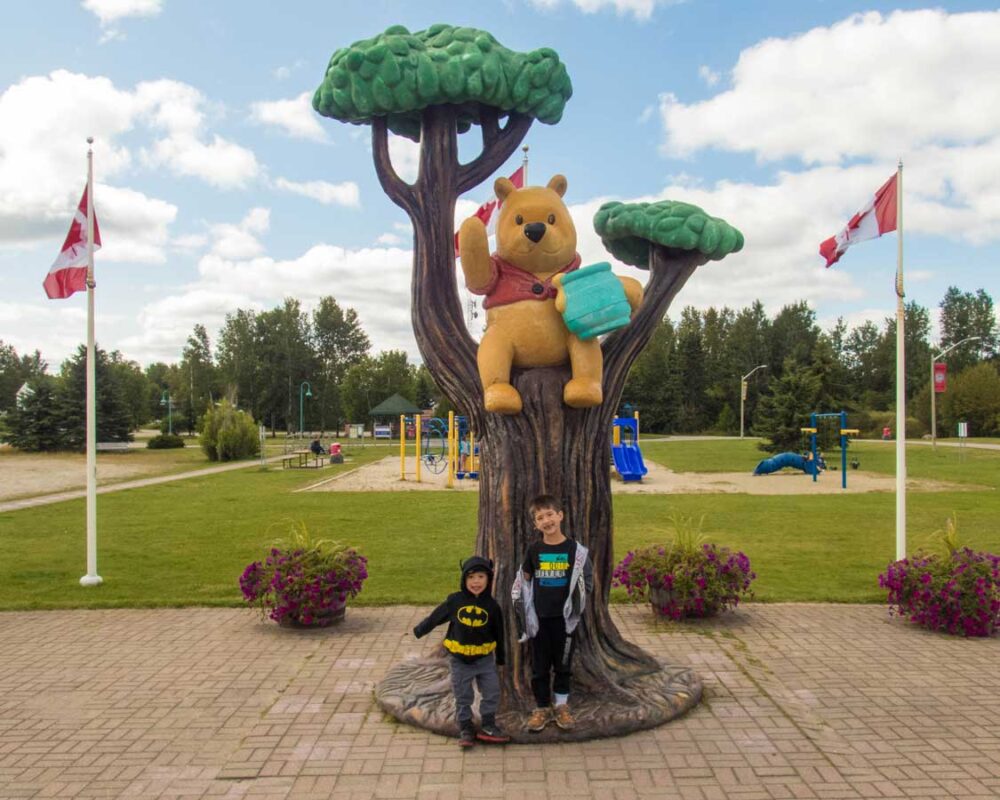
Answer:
[
  {"left": 801, "top": 411, "right": 858, "bottom": 489},
  {"left": 398, "top": 413, "right": 479, "bottom": 483},
  {"left": 753, "top": 452, "right": 824, "bottom": 476},
  {"left": 611, "top": 416, "right": 647, "bottom": 482}
]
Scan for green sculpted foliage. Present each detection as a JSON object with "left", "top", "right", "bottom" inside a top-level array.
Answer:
[
  {"left": 313, "top": 23, "right": 572, "bottom": 141},
  {"left": 593, "top": 201, "right": 744, "bottom": 268}
]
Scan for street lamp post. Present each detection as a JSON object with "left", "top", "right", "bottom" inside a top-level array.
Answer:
[
  {"left": 740, "top": 364, "right": 768, "bottom": 439},
  {"left": 930, "top": 336, "right": 980, "bottom": 448},
  {"left": 160, "top": 390, "right": 173, "bottom": 435},
  {"left": 298, "top": 381, "right": 313, "bottom": 437}
]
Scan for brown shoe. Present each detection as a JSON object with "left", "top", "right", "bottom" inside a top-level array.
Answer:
[
  {"left": 553, "top": 704, "right": 575, "bottom": 730},
  {"left": 526, "top": 707, "right": 550, "bottom": 732}
]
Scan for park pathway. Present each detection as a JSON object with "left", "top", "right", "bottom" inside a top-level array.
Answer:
[{"left": 0, "top": 604, "right": 996, "bottom": 799}]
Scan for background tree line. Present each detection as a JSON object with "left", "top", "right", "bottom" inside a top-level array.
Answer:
[
  {"left": 0, "top": 296, "right": 444, "bottom": 450},
  {"left": 2, "top": 286, "right": 997, "bottom": 451},
  {"left": 623, "top": 286, "right": 1000, "bottom": 447}
]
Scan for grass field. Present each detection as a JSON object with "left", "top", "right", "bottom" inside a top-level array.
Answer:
[{"left": 0, "top": 438, "right": 996, "bottom": 610}]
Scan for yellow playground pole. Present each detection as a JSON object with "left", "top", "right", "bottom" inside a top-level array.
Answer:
[
  {"left": 468, "top": 430, "right": 474, "bottom": 474},
  {"left": 613, "top": 423, "right": 621, "bottom": 446},
  {"left": 447, "top": 411, "right": 455, "bottom": 488},
  {"left": 415, "top": 414, "right": 422, "bottom": 483},
  {"left": 399, "top": 415, "right": 406, "bottom": 480},
  {"left": 634, "top": 410, "right": 640, "bottom": 442}
]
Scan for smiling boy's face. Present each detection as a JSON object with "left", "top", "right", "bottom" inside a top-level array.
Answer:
[
  {"left": 465, "top": 570, "right": 489, "bottom": 595},
  {"left": 532, "top": 507, "right": 564, "bottom": 538}
]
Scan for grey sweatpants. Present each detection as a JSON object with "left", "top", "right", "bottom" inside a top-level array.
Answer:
[{"left": 449, "top": 653, "right": 500, "bottom": 726}]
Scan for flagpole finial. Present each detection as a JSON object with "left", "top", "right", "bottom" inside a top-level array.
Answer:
[{"left": 87, "top": 136, "right": 94, "bottom": 145}]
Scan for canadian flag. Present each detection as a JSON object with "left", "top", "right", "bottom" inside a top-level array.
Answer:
[
  {"left": 43, "top": 186, "right": 102, "bottom": 299},
  {"left": 455, "top": 165, "right": 525, "bottom": 257},
  {"left": 819, "top": 173, "right": 897, "bottom": 267}
]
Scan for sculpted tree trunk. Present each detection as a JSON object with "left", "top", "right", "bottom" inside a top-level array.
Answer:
[{"left": 313, "top": 23, "right": 743, "bottom": 740}]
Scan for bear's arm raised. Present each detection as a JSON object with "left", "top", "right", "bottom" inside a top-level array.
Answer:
[
  {"left": 619, "top": 276, "right": 644, "bottom": 315},
  {"left": 457, "top": 217, "right": 493, "bottom": 293}
]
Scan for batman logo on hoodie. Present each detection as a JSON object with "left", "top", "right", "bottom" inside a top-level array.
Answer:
[{"left": 457, "top": 605, "right": 488, "bottom": 627}]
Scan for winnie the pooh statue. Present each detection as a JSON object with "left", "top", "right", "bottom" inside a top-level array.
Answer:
[{"left": 458, "top": 174, "right": 643, "bottom": 415}]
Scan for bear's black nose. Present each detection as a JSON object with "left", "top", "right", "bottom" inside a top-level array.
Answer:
[{"left": 523, "top": 222, "right": 546, "bottom": 243}]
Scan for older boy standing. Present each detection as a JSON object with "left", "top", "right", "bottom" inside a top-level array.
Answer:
[{"left": 512, "top": 494, "right": 593, "bottom": 732}]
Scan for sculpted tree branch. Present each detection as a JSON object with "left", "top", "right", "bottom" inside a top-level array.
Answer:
[
  {"left": 595, "top": 200, "right": 745, "bottom": 392},
  {"left": 371, "top": 117, "right": 415, "bottom": 212},
  {"left": 458, "top": 111, "right": 534, "bottom": 194}
]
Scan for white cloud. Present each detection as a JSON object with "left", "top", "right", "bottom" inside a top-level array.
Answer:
[
  {"left": 0, "top": 70, "right": 258, "bottom": 260},
  {"left": 0, "top": 301, "right": 88, "bottom": 365},
  {"left": 82, "top": 0, "right": 163, "bottom": 25},
  {"left": 697, "top": 65, "right": 719, "bottom": 87},
  {"left": 250, "top": 92, "right": 329, "bottom": 143},
  {"left": 658, "top": 9, "right": 1000, "bottom": 248},
  {"left": 82, "top": 0, "right": 162, "bottom": 42},
  {"left": 126, "top": 237, "right": 417, "bottom": 363},
  {"left": 526, "top": 0, "right": 681, "bottom": 20},
  {"left": 137, "top": 79, "right": 259, "bottom": 188},
  {"left": 376, "top": 232, "right": 403, "bottom": 246},
  {"left": 661, "top": 10, "right": 1000, "bottom": 165},
  {"left": 274, "top": 177, "right": 360, "bottom": 206},
  {"left": 208, "top": 208, "right": 270, "bottom": 260}
]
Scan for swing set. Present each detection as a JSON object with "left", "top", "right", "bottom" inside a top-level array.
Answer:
[{"left": 800, "top": 410, "right": 859, "bottom": 489}]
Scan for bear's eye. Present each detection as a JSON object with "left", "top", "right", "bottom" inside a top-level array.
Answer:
[
  {"left": 515, "top": 214, "right": 524, "bottom": 225},
  {"left": 548, "top": 214, "right": 556, "bottom": 225}
]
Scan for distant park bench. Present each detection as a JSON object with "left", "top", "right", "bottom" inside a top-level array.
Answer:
[
  {"left": 281, "top": 450, "right": 324, "bottom": 469},
  {"left": 96, "top": 442, "right": 131, "bottom": 452}
]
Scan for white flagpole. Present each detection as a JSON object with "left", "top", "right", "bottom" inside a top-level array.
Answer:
[
  {"left": 81, "top": 136, "right": 102, "bottom": 587},
  {"left": 894, "top": 159, "right": 906, "bottom": 561},
  {"left": 522, "top": 144, "right": 529, "bottom": 185}
]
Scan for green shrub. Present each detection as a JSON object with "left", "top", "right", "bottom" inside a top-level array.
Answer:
[
  {"left": 199, "top": 400, "right": 260, "bottom": 462},
  {"left": 860, "top": 410, "right": 925, "bottom": 439},
  {"left": 147, "top": 433, "right": 185, "bottom": 450}
]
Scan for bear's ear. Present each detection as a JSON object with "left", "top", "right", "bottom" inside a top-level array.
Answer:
[
  {"left": 495, "top": 177, "right": 516, "bottom": 202},
  {"left": 547, "top": 174, "right": 568, "bottom": 197}
]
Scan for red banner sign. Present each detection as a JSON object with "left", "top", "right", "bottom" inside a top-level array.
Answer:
[{"left": 934, "top": 362, "right": 947, "bottom": 393}]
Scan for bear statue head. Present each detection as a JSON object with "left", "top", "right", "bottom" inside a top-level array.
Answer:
[{"left": 493, "top": 174, "right": 577, "bottom": 275}]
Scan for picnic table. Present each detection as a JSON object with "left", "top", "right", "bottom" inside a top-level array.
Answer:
[{"left": 281, "top": 450, "right": 324, "bottom": 469}]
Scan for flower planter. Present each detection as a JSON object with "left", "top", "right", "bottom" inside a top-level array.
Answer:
[
  {"left": 278, "top": 601, "right": 347, "bottom": 628},
  {"left": 240, "top": 522, "right": 367, "bottom": 628}
]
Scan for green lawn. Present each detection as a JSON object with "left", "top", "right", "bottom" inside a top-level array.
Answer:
[{"left": 0, "top": 439, "right": 996, "bottom": 610}]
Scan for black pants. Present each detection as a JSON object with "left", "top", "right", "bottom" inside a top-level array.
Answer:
[{"left": 531, "top": 616, "right": 575, "bottom": 707}]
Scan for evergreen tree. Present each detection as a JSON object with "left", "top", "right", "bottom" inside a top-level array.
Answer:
[
  {"left": 312, "top": 296, "right": 370, "bottom": 431},
  {"left": 624, "top": 317, "right": 679, "bottom": 433},
  {"left": 58, "top": 345, "right": 132, "bottom": 447},
  {"left": 4, "top": 376, "right": 65, "bottom": 451},
  {"left": 753, "top": 358, "right": 820, "bottom": 453}
]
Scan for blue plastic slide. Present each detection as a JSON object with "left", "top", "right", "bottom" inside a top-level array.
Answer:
[
  {"left": 611, "top": 417, "right": 648, "bottom": 482},
  {"left": 753, "top": 452, "right": 813, "bottom": 476}
]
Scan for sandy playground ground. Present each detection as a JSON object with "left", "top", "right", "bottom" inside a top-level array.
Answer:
[
  {"left": 301, "top": 455, "right": 972, "bottom": 495},
  {"left": 0, "top": 448, "right": 162, "bottom": 502}
]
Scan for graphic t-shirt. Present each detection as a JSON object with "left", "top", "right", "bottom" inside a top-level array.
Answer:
[{"left": 522, "top": 538, "right": 576, "bottom": 619}]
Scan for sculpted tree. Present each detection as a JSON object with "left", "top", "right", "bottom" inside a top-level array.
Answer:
[{"left": 314, "top": 25, "right": 743, "bottom": 741}]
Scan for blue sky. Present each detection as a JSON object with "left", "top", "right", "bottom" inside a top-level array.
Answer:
[{"left": 2, "top": 0, "right": 998, "bottom": 367}]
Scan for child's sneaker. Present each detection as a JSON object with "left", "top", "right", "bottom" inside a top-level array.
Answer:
[
  {"left": 553, "top": 704, "right": 575, "bottom": 730},
  {"left": 458, "top": 724, "right": 476, "bottom": 747},
  {"left": 476, "top": 715, "right": 511, "bottom": 744},
  {"left": 526, "top": 707, "right": 551, "bottom": 732}
]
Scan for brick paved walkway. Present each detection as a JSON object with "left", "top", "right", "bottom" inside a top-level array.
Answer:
[{"left": 0, "top": 604, "right": 997, "bottom": 799}]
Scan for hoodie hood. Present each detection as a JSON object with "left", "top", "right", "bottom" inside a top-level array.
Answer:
[{"left": 460, "top": 555, "right": 494, "bottom": 594}]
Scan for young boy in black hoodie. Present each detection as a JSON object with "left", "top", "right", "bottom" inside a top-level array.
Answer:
[{"left": 413, "top": 556, "right": 510, "bottom": 746}]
